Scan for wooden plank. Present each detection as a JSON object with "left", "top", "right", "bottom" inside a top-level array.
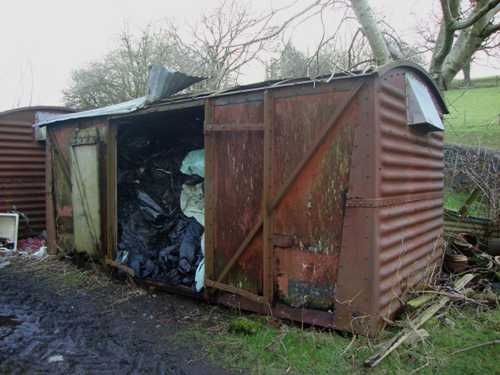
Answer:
[
  {"left": 262, "top": 90, "right": 274, "bottom": 303},
  {"left": 45, "top": 134, "right": 57, "bottom": 253},
  {"left": 216, "top": 219, "right": 262, "bottom": 283},
  {"left": 365, "top": 273, "right": 475, "bottom": 368},
  {"left": 206, "top": 278, "right": 265, "bottom": 304},
  {"left": 106, "top": 124, "right": 117, "bottom": 260},
  {"left": 204, "top": 123, "right": 264, "bottom": 132},
  {"left": 204, "top": 99, "right": 215, "bottom": 282},
  {"left": 106, "top": 259, "right": 135, "bottom": 277}
]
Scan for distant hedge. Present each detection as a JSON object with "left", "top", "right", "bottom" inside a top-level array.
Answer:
[
  {"left": 448, "top": 76, "right": 500, "bottom": 90},
  {"left": 445, "top": 143, "right": 500, "bottom": 192}
]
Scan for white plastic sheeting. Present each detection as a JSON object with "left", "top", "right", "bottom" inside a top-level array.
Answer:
[
  {"left": 180, "top": 148, "right": 205, "bottom": 292},
  {"left": 180, "top": 183, "right": 204, "bottom": 226},
  {"left": 180, "top": 149, "right": 205, "bottom": 178}
]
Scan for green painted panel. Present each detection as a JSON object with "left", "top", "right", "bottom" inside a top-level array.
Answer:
[{"left": 71, "top": 143, "right": 100, "bottom": 256}]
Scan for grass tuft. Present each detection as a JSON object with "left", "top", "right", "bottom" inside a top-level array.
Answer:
[{"left": 228, "top": 317, "right": 262, "bottom": 335}]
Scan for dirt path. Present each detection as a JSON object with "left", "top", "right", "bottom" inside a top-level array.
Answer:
[{"left": 0, "top": 257, "right": 233, "bottom": 375}]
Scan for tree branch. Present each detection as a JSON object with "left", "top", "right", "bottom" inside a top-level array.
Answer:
[
  {"left": 453, "top": 0, "right": 500, "bottom": 30},
  {"left": 481, "top": 22, "right": 500, "bottom": 37},
  {"left": 350, "top": 0, "right": 391, "bottom": 65}
]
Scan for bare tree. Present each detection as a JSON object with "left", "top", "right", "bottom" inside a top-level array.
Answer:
[
  {"left": 13, "top": 60, "right": 35, "bottom": 108},
  {"left": 63, "top": 26, "right": 199, "bottom": 109},
  {"left": 262, "top": 0, "right": 498, "bottom": 88},
  {"left": 64, "top": 0, "right": 314, "bottom": 108},
  {"left": 164, "top": 0, "right": 332, "bottom": 90},
  {"left": 266, "top": 42, "right": 308, "bottom": 79},
  {"left": 350, "top": 0, "right": 499, "bottom": 88}
]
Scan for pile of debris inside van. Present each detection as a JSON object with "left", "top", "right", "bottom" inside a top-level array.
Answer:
[{"left": 115, "top": 134, "right": 205, "bottom": 292}]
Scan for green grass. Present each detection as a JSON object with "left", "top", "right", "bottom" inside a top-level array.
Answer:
[
  {"left": 444, "top": 191, "right": 489, "bottom": 218},
  {"left": 444, "top": 85, "right": 500, "bottom": 149},
  {"left": 175, "top": 307, "right": 500, "bottom": 374}
]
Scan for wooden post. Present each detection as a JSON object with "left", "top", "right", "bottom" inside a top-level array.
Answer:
[
  {"left": 106, "top": 124, "right": 117, "bottom": 260},
  {"left": 263, "top": 91, "right": 274, "bottom": 303},
  {"left": 45, "top": 131, "right": 57, "bottom": 254},
  {"left": 204, "top": 98, "right": 215, "bottom": 283}
]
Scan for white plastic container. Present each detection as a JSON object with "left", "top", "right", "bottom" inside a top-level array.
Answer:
[{"left": 0, "top": 213, "right": 19, "bottom": 251}]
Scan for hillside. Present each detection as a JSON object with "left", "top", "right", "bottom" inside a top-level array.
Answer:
[{"left": 444, "top": 77, "right": 500, "bottom": 149}]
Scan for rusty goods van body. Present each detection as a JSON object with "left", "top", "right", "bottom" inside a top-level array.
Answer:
[{"left": 42, "top": 63, "right": 447, "bottom": 334}]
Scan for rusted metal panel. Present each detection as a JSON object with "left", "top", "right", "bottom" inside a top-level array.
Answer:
[
  {"left": 0, "top": 107, "right": 71, "bottom": 237},
  {"left": 375, "top": 71, "right": 445, "bottom": 322},
  {"left": 334, "top": 79, "right": 379, "bottom": 334},
  {"left": 205, "top": 79, "right": 366, "bottom": 309},
  {"left": 271, "top": 82, "right": 363, "bottom": 310},
  {"left": 335, "top": 69, "right": 446, "bottom": 334}
]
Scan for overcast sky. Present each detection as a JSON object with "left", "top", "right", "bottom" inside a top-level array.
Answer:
[{"left": 0, "top": 0, "right": 498, "bottom": 111}]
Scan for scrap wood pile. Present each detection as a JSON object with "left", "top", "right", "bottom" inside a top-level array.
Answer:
[
  {"left": 365, "top": 233, "right": 500, "bottom": 368},
  {"left": 443, "top": 232, "right": 500, "bottom": 304}
]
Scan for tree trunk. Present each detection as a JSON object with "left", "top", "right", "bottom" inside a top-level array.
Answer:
[
  {"left": 462, "top": 60, "right": 472, "bottom": 87},
  {"left": 350, "top": 0, "right": 391, "bottom": 65},
  {"left": 431, "top": 1, "right": 499, "bottom": 89},
  {"left": 439, "top": 4, "right": 498, "bottom": 89}
]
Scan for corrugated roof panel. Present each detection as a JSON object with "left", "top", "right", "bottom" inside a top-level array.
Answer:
[{"left": 35, "top": 97, "right": 147, "bottom": 128}]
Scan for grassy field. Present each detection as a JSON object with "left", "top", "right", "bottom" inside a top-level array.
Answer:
[
  {"left": 176, "top": 306, "right": 500, "bottom": 375},
  {"left": 444, "top": 77, "right": 500, "bottom": 150},
  {"left": 444, "top": 191, "right": 490, "bottom": 218}
]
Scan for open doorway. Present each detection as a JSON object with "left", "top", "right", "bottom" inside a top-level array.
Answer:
[{"left": 113, "top": 106, "right": 205, "bottom": 293}]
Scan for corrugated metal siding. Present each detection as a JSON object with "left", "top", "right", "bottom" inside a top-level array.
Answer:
[
  {"left": 0, "top": 113, "right": 46, "bottom": 236},
  {"left": 376, "top": 73, "right": 444, "bottom": 318},
  {"left": 0, "top": 107, "right": 72, "bottom": 237}
]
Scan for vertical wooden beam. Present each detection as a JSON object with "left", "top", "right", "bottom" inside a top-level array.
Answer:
[
  {"left": 263, "top": 91, "right": 274, "bottom": 303},
  {"left": 204, "top": 99, "right": 215, "bottom": 283},
  {"left": 98, "top": 125, "right": 107, "bottom": 260},
  {"left": 45, "top": 131, "right": 57, "bottom": 254},
  {"left": 106, "top": 123, "right": 117, "bottom": 261}
]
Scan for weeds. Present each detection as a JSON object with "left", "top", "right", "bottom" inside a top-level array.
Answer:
[{"left": 174, "top": 306, "right": 500, "bottom": 375}]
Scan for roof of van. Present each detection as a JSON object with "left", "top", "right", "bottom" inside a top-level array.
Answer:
[{"left": 35, "top": 62, "right": 447, "bottom": 128}]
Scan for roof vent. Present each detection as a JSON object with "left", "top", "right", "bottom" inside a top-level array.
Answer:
[{"left": 406, "top": 73, "right": 444, "bottom": 132}]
